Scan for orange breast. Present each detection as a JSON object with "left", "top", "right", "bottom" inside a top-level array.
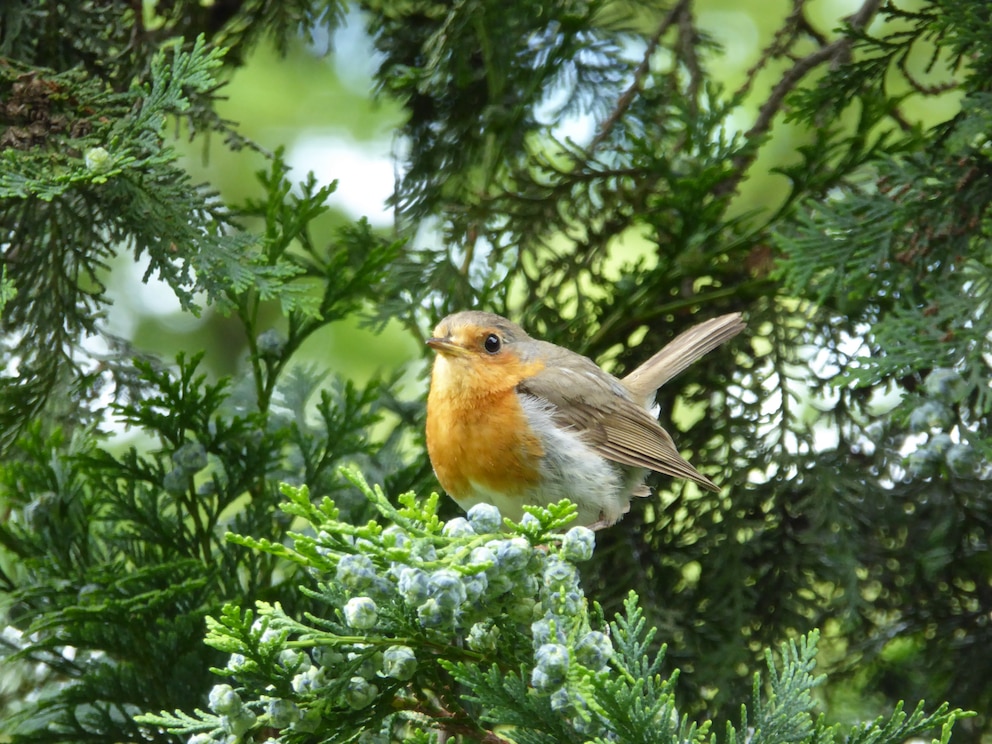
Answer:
[{"left": 426, "top": 354, "right": 546, "bottom": 503}]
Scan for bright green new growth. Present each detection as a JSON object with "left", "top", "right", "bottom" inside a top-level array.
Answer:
[{"left": 139, "top": 467, "right": 969, "bottom": 743}]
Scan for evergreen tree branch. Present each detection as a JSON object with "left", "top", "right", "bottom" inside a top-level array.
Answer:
[
  {"left": 717, "top": 0, "right": 884, "bottom": 197},
  {"left": 586, "top": 0, "right": 690, "bottom": 156}
]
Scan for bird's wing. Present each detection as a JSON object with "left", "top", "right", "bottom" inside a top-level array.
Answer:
[{"left": 516, "top": 360, "right": 719, "bottom": 491}]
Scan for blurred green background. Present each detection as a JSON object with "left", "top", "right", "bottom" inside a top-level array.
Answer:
[{"left": 109, "top": 0, "right": 960, "bottom": 406}]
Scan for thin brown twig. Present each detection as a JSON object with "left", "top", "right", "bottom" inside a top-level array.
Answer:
[
  {"left": 714, "top": 0, "right": 884, "bottom": 197},
  {"left": 897, "top": 52, "right": 959, "bottom": 96},
  {"left": 433, "top": 704, "right": 515, "bottom": 744},
  {"left": 796, "top": 9, "right": 829, "bottom": 48},
  {"left": 733, "top": 0, "right": 808, "bottom": 102},
  {"left": 585, "top": 0, "right": 691, "bottom": 157},
  {"left": 677, "top": 4, "right": 704, "bottom": 114},
  {"left": 746, "top": 41, "right": 845, "bottom": 144}
]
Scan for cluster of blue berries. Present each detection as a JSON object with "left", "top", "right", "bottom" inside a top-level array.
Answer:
[
  {"left": 196, "top": 498, "right": 612, "bottom": 742},
  {"left": 906, "top": 368, "right": 977, "bottom": 477},
  {"left": 530, "top": 548, "right": 612, "bottom": 713},
  {"left": 332, "top": 503, "right": 598, "bottom": 640},
  {"left": 163, "top": 442, "right": 209, "bottom": 495}
]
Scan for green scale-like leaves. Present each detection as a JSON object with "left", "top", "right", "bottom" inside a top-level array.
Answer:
[{"left": 140, "top": 473, "right": 970, "bottom": 744}]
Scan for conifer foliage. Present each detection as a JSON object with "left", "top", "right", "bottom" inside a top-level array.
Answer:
[{"left": 1, "top": 0, "right": 989, "bottom": 742}]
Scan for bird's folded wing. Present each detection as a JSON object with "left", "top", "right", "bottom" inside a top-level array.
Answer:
[{"left": 516, "top": 365, "right": 719, "bottom": 492}]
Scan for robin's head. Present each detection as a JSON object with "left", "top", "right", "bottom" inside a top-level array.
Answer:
[
  {"left": 428, "top": 312, "right": 530, "bottom": 357},
  {"left": 427, "top": 312, "right": 541, "bottom": 395}
]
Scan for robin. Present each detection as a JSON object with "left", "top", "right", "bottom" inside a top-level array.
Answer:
[{"left": 425, "top": 310, "right": 744, "bottom": 529}]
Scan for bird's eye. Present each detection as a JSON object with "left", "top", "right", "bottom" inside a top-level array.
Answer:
[{"left": 483, "top": 334, "right": 501, "bottom": 354}]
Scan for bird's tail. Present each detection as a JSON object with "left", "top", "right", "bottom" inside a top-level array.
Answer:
[{"left": 621, "top": 312, "right": 745, "bottom": 404}]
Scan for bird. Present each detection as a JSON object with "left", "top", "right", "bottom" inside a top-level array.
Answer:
[{"left": 425, "top": 310, "right": 744, "bottom": 529}]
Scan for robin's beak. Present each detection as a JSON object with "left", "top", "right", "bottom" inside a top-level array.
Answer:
[{"left": 427, "top": 336, "right": 471, "bottom": 357}]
